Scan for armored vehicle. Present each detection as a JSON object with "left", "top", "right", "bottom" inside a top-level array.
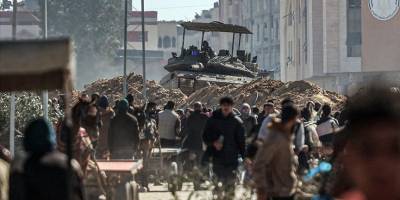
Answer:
[{"left": 160, "top": 21, "right": 259, "bottom": 95}]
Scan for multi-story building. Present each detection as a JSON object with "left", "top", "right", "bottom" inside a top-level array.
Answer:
[
  {"left": 118, "top": 11, "right": 182, "bottom": 81},
  {"left": 157, "top": 20, "right": 180, "bottom": 64},
  {"left": 126, "top": 11, "right": 159, "bottom": 50},
  {"left": 281, "top": 0, "right": 400, "bottom": 94},
  {"left": 181, "top": 2, "right": 220, "bottom": 52},
  {"left": 251, "top": 0, "right": 281, "bottom": 78},
  {"left": 218, "top": 0, "right": 281, "bottom": 78},
  {"left": 218, "top": 0, "right": 242, "bottom": 51}
]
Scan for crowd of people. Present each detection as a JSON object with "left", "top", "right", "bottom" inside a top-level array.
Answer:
[{"left": 0, "top": 83, "right": 400, "bottom": 200}]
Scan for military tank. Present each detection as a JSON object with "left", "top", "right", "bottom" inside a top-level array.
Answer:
[{"left": 160, "top": 21, "right": 259, "bottom": 95}]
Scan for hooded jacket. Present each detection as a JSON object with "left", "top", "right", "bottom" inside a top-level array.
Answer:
[
  {"left": 108, "top": 100, "right": 139, "bottom": 155},
  {"left": 10, "top": 118, "right": 85, "bottom": 200},
  {"left": 202, "top": 109, "right": 246, "bottom": 167}
]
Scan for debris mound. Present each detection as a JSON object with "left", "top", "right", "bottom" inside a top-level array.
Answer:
[
  {"left": 82, "top": 74, "right": 345, "bottom": 109},
  {"left": 83, "top": 73, "right": 187, "bottom": 106},
  {"left": 185, "top": 79, "right": 346, "bottom": 109}
]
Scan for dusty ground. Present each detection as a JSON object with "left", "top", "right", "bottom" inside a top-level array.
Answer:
[{"left": 139, "top": 183, "right": 255, "bottom": 200}]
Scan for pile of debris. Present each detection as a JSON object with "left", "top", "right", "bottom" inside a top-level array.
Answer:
[
  {"left": 83, "top": 73, "right": 187, "bottom": 107},
  {"left": 184, "top": 79, "right": 346, "bottom": 109},
  {"left": 82, "top": 73, "right": 345, "bottom": 109}
]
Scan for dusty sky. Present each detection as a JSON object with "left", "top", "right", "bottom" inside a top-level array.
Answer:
[{"left": 132, "top": 0, "right": 218, "bottom": 21}]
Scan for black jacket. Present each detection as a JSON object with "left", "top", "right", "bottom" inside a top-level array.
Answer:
[
  {"left": 108, "top": 112, "right": 139, "bottom": 153},
  {"left": 9, "top": 152, "right": 85, "bottom": 200},
  {"left": 182, "top": 111, "right": 209, "bottom": 152},
  {"left": 203, "top": 109, "right": 246, "bottom": 167}
]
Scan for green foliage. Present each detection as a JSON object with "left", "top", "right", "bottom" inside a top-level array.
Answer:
[
  {"left": 0, "top": 92, "right": 61, "bottom": 133},
  {"left": 47, "top": 0, "right": 123, "bottom": 59},
  {"left": 46, "top": 0, "right": 124, "bottom": 86}
]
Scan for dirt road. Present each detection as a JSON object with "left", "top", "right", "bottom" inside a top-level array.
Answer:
[{"left": 139, "top": 183, "right": 255, "bottom": 200}]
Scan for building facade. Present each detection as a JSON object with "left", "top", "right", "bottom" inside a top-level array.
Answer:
[
  {"left": 250, "top": 0, "right": 281, "bottom": 78},
  {"left": 281, "top": 0, "right": 400, "bottom": 94},
  {"left": 180, "top": 2, "right": 221, "bottom": 53},
  {"left": 119, "top": 11, "right": 183, "bottom": 81},
  {"left": 127, "top": 11, "right": 159, "bottom": 51},
  {"left": 218, "top": 0, "right": 281, "bottom": 78}
]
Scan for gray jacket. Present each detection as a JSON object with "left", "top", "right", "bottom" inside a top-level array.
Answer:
[{"left": 158, "top": 109, "right": 181, "bottom": 140}]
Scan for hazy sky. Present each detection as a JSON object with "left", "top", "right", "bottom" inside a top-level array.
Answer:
[{"left": 132, "top": 0, "right": 218, "bottom": 21}]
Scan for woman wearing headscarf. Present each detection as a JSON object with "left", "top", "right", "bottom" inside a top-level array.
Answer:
[{"left": 240, "top": 103, "right": 258, "bottom": 143}]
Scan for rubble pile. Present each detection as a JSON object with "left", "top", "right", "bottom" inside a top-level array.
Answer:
[
  {"left": 82, "top": 74, "right": 345, "bottom": 109},
  {"left": 185, "top": 79, "right": 346, "bottom": 109},
  {"left": 83, "top": 73, "right": 187, "bottom": 106}
]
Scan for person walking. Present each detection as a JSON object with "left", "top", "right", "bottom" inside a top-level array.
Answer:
[
  {"left": 203, "top": 97, "right": 245, "bottom": 197},
  {"left": 96, "top": 95, "right": 114, "bottom": 158},
  {"left": 240, "top": 103, "right": 258, "bottom": 143},
  {"left": 108, "top": 99, "right": 139, "bottom": 159},
  {"left": 253, "top": 104, "right": 299, "bottom": 200},
  {"left": 182, "top": 102, "right": 209, "bottom": 161},
  {"left": 9, "top": 118, "right": 85, "bottom": 200},
  {"left": 158, "top": 101, "right": 181, "bottom": 148},
  {"left": 257, "top": 102, "right": 279, "bottom": 140}
]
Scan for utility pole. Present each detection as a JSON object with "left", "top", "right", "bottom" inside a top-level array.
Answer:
[
  {"left": 141, "top": 0, "right": 147, "bottom": 100},
  {"left": 41, "top": 0, "right": 48, "bottom": 119},
  {"left": 10, "top": 0, "right": 17, "bottom": 156},
  {"left": 123, "top": 0, "right": 128, "bottom": 97}
]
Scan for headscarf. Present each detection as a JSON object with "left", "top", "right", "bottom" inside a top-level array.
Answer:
[
  {"left": 98, "top": 95, "right": 109, "bottom": 109},
  {"left": 241, "top": 103, "right": 251, "bottom": 118},
  {"left": 23, "top": 118, "right": 56, "bottom": 155},
  {"left": 117, "top": 99, "right": 129, "bottom": 114}
]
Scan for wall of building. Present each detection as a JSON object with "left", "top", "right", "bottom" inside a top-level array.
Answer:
[
  {"left": 157, "top": 21, "right": 178, "bottom": 51},
  {"left": 216, "top": 0, "right": 281, "bottom": 77},
  {"left": 361, "top": 0, "right": 400, "bottom": 72},
  {"left": 127, "top": 11, "right": 158, "bottom": 51},
  {"left": 280, "top": 0, "right": 368, "bottom": 94},
  {"left": 180, "top": 2, "right": 220, "bottom": 53},
  {"left": 254, "top": 0, "right": 280, "bottom": 74}
]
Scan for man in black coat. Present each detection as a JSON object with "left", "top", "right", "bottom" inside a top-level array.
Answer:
[
  {"left": 203, "top": 97, "right": 245, "bottom": 192},
  {"left": 182, "top": 102, "right": 209, "bottom": 161},
  {"left": 108, "top": 99, "right": 140, "bottom": 159}
]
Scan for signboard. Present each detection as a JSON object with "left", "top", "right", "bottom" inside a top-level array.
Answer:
[{"left": 368, "top": 0, "right": 400, "bottom": 21}]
